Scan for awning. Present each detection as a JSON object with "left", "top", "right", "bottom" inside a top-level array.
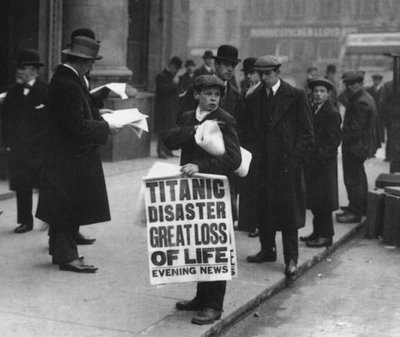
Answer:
[{"left": 345, "top": 33, "right": 400, "bottom": 55}]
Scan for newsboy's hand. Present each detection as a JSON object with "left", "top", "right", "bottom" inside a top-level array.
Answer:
[{"left": 181, "top": 163, "right": 199, "bottom": 176}]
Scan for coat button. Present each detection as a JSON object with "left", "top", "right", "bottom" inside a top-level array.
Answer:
[
  {"left": 282, "top": 124, "right": 287, "bottom": 129},
  {"left": 284, "top": 168, "right": 288, "bottom": 173}
]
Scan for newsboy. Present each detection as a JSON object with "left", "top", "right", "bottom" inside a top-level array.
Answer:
[
  {"left": 301, "top": 78, "right": 342, "bottom": 248},
  {"left": 1, "top": 49, "right": 47, "bottom": 234},
  {"left": 244, "top": 55, "right": 314, "bottom": 277},
  {"left": 36, "top": 35, "right": 122, "bottom": 272}
]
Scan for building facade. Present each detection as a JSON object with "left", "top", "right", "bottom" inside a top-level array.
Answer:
[{"left": 241, "top": 0, "right": 400, "bottom": 86}]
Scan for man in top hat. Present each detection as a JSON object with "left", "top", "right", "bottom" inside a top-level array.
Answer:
[
  {"left": 237, "top": 56, "right": 261, "bottom": 238},
  {"left": 193, "top": 50, "right": 214, "bottom": 79},
  {"left": 301, "top": 78, "right": 342, "bottom": 248},
  {"left": 154, "top": 56, "right": 183, "bottom": 159},
  {"left": 1, "top": 49, "right": 48, "bottom": 234},
  {"left": 178, "top": 59, "right": 196, "bottom": 96},
  {"left": 336, "top": 71, "right": 380, "bottom": 224},
  {"left": 243, "top": 55, "right": 314, "bottom": 277},
  {"left": 365, "top": 73, "right": 384, "bottom": 144},
  {"left": 36, "top": 35, "right": 122, "bottom": 272}
]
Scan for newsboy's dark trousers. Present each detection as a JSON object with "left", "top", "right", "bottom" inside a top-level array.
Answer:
[
  {"left": 194, "top": 281, "right": 226, "bottom": 311},
  {"left": 311, "top": 209, "right": 334, "bottom": 238},
  {"left": 49, "top": 224, "right": 79, "bottom": 264},
  {"left": 342, "top": 146, "right": 368, "bottom": 216},
  {"left": 16, "top": 189, "right": 33, "bottom": 226}
]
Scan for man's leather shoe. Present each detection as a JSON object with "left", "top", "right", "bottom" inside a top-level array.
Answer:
[
  {"left": 191, "top": 307, "right": 222, "bottom": 325},
  {"left": 306, "top": 237, "right": 332, "bottom": 248},
  {"left": 59, "top": 259, "right": 98, "bottom": 273},
  {"left": 284, "top": 260, "right": 298, "bottom": 277},
  {"left": 248, "top": 228, "right": 260, "bottom": 238},
  {"left": 175, "top": 299, "right": 202, "bottom": 311},
  {"left": 14, "top": 224, "right": 33, "bottom": 234},
  {"left": 247, "top": 250, "right": 277, "bottom": 263},
  {"left": 299, "top": 232, "right": 316, "bottom": 242},
  {"left": 75, "top": 232, "right": 96, "bottom": 245},
  {"left": 336, "top": 212, "right": 361, "bottom": 224}
]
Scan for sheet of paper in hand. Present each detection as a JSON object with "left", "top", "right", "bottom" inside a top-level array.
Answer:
[
  {"left": 102, "top": 108, "right": 149, "bottom": 138},
  {"left": 143, "top": 171, "right": 237, "bottom": 285},
  {"left": 90, "top": 83, "right": 128, "bottom": 99}
]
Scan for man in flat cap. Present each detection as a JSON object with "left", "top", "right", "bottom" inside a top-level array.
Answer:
[
  {"left": 301, "top": 78, "right": 342, "bottom": 248},
  {"left": 1, "top": 49, "right": 47, "bottom": 234},
  {"left": 336, "top": 71, "right": 379, "bottom": 224},
  {"left": 36, "top": 35, "right": 122, "bottom": 272},
  {"left": 243, "top": 55, "right": 314, "bottom": 277}
]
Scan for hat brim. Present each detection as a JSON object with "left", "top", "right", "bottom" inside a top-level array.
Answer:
[
  {"left": 253, "top": 65, "right": 281, "bottom": 71},
  {"left": 62, "top": 48, "right": 102, "bottom": 60},
  {"left": 309, "top": 80, "right": 333, "bottom": 91},
  {"left": 213, "top": 56, "right": 241, "bottom": 65},
  {"left": 18, "top": 61, "right": 44, "bottom": 67}
]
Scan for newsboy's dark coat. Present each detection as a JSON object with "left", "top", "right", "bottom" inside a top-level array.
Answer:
[
  {"left": 305, "top": 99, "right": 342, "bottom": 211},
  {"left": 36, "top": 65, "right": 110, "bottom": 227},
  {"left": 242, "top": 80, "right": 314, "bottom": 231},
  {"left": 1, "top": 79, "right": 48, "bottom": 191}
]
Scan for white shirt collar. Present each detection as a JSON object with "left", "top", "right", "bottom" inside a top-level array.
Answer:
[
  {"left": 195, "top": 106, "right": 216, "bottom": 122},
  {"left": 204, "top": 65, "right": 213, "bottom": 72},
  {"left": 63, "top": 63, "right": 79, "bottom": 78},
  {"left": 271, "top": 78, "right": 281, "bottom": 95}
]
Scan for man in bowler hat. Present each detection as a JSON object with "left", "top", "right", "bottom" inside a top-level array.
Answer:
[
  {"left": 243, "top": 55, "right": 314, "bottom": 277},
  {"left": 301, "top": 78, "right": 342, "bottom": 248},
  {"left": 193, "top": 50, "right": 214, "bottom": 78},
  {"left": 36, "top": 35, "right": 122, "bottom": 272},
  {"left": 1, "top": 49, "right": 48, "bottom": 234}
]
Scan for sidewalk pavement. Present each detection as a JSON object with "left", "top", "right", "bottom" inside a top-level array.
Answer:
[{"left": 0, "top": 144, "right": 390, "bottom": 337}]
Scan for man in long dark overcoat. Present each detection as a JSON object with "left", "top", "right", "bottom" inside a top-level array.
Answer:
[
  {"left": 244, "top": 55, "right": 314, "bottom": 277},
  {"left": 154, "top": 56, "right": 182, "bottom": 158},
  {"left": 301, "top": 78, "right": 342, "bottom": 248},
  {"left": 1, "top": 49, "right": 47, "bottom": 234},
  {"left": 36, "top": 36, "right": 122, "bottom": 272},
  {"left": 336, "top": 71, "right": 380, "bottom": 224}
]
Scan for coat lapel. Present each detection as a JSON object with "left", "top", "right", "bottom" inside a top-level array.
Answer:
[{"left": 271, "top": 80, "right": 295, "bottom": 128}]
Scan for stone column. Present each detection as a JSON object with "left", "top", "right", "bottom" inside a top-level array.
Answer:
[{"left": 62, "top": 0, "right": 132, "bottom": 85}]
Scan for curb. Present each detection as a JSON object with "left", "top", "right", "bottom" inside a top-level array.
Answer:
[{"left": 202, "top": 220, "right": 367, "bottom": 337}]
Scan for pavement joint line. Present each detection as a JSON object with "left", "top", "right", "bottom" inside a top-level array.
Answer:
[
  {"left": 201, "top": 220, "right": 367, "bottom": 337},
  {"left": 136, "top": 312, "right": 178, "bottom": 336},
  {"left": 0, "top": 309, "right": 137, "bottom": 335}
]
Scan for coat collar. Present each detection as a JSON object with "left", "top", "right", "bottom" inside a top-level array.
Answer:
[{"left": 270, "top": 79, "right": 296, "bottom": 128}]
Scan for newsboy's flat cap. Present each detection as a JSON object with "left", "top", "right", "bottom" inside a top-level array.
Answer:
[
  {"left": 193, "top": 75, "right": 225, "bottom": 92},
  {"left": 342, "top": 71, "right": 364, "bottom": 83},
  {"left": 308, "top": 78, "right": 334, "bottom": 91},
  {"left": 253, "top": 55, "right": 281, "bottom": 71}
]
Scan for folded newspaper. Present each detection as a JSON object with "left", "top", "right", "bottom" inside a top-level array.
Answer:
[
  {"left": 90, "top": 82, "right": 128, "bottom": 99},
  {"left": 102, "top": 108, "right": 149, "bottom": 138}
]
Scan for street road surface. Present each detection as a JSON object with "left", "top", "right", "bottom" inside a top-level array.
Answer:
[{"left": 220, "top": 230, "right": 400, "bottom": 337}]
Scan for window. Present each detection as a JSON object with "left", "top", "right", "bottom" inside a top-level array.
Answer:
[
  {"left": 204, "top": 10, "right": 216, "bottom": 41},
  {"left": 287, "top": 0, "right": 305, "bottom": 18},
  {"left": 225, "top": 10, "right": 237, "bottom": 41},
  {"left": 318, "top": 39, "right": 340, "bottom": 60},
  {"left": 320, "top": 0, "right": 339, "bottom": 17}
]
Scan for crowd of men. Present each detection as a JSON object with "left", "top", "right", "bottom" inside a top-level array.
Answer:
[{"left": 0, "top": 29, "right": 394, "bottom": 326}]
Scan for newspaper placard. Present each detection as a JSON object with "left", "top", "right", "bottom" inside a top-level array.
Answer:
[{"left": 144, "top": 173, "right": 237, "bottom": 285}]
